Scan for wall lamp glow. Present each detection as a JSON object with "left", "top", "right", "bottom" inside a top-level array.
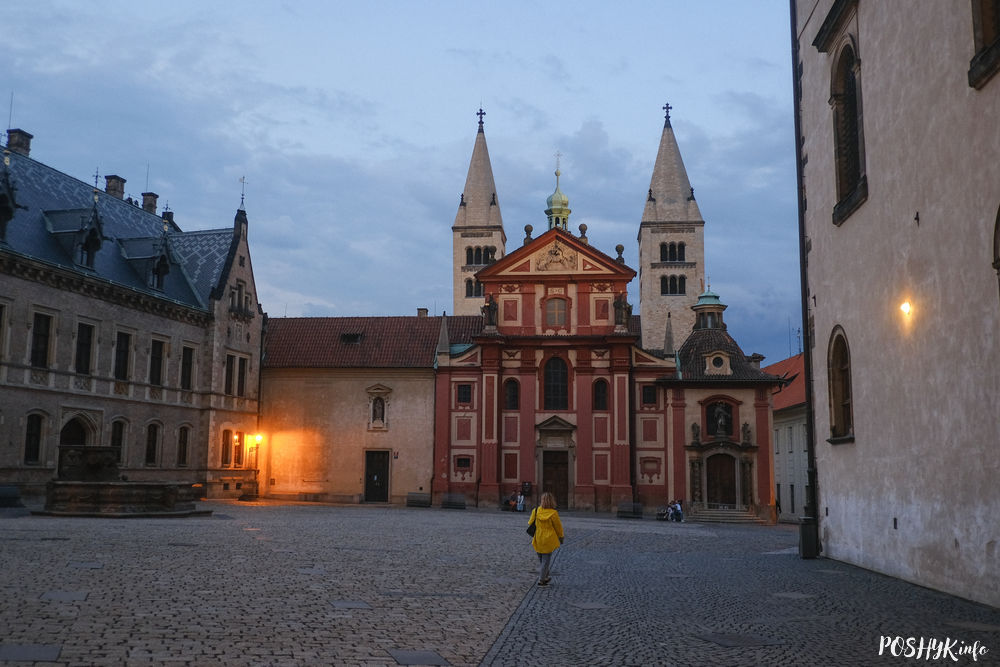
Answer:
[{"left": 900, "top": 301, "right": 912, "bottom": 315}]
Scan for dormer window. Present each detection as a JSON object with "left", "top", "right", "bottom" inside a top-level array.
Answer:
[
  {"left": 340, "top": 333, "right": 362, "bottom": 344},
  {"left": 150, "top": 253, "right": 169, "bottom": 289}
]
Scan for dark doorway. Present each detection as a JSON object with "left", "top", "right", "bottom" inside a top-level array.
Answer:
[
  {"left": 542, "top": 450, "right": 569, "bottom": 508},
  {"left": 60, "top": 418, "right": 87, "bottom": 447},
  {"left": 706, "top": 454, "right": 737, "bottom": 507},
  {"left": 364, "top": 450, "right": 390, "bottom": 502}
]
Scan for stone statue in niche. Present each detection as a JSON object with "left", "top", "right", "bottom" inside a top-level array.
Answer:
[
  {"left": 741, "top": 422, "right": 752, "bottom": 445},
  {"left": 372, "top": 397, "right": 385, "bottom": 423},
  {"left": 691, "top": 422, "right": 701, "bottom": 445},
  {"left": 613, "top": 292, "right": 632, "bottom": 326},
  {"left": 481, "top": 293, "right": 498, "bottom": 326}
]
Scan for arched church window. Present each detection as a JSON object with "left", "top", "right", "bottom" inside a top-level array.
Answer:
[
  {"left": 828, "top": 327, "right": 854, "bottom": 441},
  {"left": 474, "top": 281, "right": 485, "bottom": 297},
  {"left": 503, "top": 379, "right": 519, "bottom": 410},
  {"left": 678, "top": 275, "right": 686, "bottom": 294},
  {"left": 678, "top": 242, "right": 686, "bottom": 262},
  {"left": 831, "top": 41, "right": 867, "bottom": 223},
  {"left": 669, "top": 275, "right": 678, "bottom": 294},
  {"left": 543, "top": 357, "right": 568, "bottom": 410},
  {"left": 545, "top": 298, "right": 566, "bottom": 326},
  {"left": 475, "top": 247, "right": 483, "bottom": 265},
  {"left": 466, "top": 247, "right": 474, "bottom": 265},
  {"left": 466, "top": 279, "right": 474, "bottom": 298},
  {"left": 660, "top": 243, "right": 669, "bottom": 262},
  {"left": 593, "top": 379, "right": 609, "bottom": 411},
  {"left": 669, "top": 243, "right": 678, "bottom": 262},
  {"left": 660, "top": 276, "right": 669, "bottom": 295}
]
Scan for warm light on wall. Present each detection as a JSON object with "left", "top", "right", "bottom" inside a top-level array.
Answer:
[
  {"left": 255, "top": 434, "right": 263, "bottom": 444},
  {"left": 900, "top": 301, "right": 911, "bottom": 315}
]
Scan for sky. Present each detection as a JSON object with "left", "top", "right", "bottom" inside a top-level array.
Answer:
[{"left": 4, "top": 1, "right": 803, "bottom": 364}]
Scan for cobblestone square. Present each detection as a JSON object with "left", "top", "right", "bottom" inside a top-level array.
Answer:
[{"left": 2, "top": 501, "right": 998, "bottom": 666}]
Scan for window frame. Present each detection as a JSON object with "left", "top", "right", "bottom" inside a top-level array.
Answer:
[
  {"left": 24, "top": 413, "right": 44, "bottom": 464},
  {"left": 30, "top": 312, "right": 53, "bottom": 368},
  {"left": 593, "top": 379, "right": 609, "bottom": 411},
  {"left": 544, "top": 297, "right": 567, "bottom": 327},
  {"left": 503, "top": 378, "right": 520, "bottom": 411},
  {"left": 177, "top": 426, "right": 190, "bottom": 467},
  {"left": 144, "top": 423, "right": 160, "bottom": 466},
  {"left": 543, "top": 356, "right": 569, "bottom": 410},
  {"left": 74, "top": 321, "right": 95, "bottom": 375},
  {"left": 149, "top": 338, "right": 166, "bottom": 387},
  {"left": 114, "top": 330, "right": 132, "bottom": 381},
  {"left": 827, "top": 327, "right": 855, "bottom": 443}
]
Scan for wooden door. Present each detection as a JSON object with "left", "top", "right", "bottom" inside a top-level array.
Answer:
[
  {"left": 364, "top": 450, "right": 390, "bottom": 502},
  {"left": 706, "top": 453, "right": 737, "bottom": 507},
  {"left": 542, "top": 450, "right": 569, "bottom": 508}
]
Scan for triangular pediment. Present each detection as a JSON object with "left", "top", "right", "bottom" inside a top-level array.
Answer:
[
  {"left": 536, "top": 415, "right": 577, "bottom": 431},
  {"left": 632, "top": 347, "right": 676, "bottom": 368},
  {"left": 478, "top": 228, "right": 635, "bottom": 281}
]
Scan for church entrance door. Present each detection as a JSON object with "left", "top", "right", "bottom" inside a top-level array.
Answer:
[
  {"left": 542, "top": 450, "right": 569, "bottom": 508},
  {"left": 364, "top": 450, "right": 389, "bottom": 502},
  {"left": 706, "top": 453, "right": 737, "bottom": 507}
]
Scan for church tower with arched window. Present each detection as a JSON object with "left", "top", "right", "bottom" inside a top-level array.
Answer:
[
  {"left": 452, "top": 109, "right": 507, "bottom": 315},
  {"left": 637, "top": 104, "right": 705, "bottom": 352}
]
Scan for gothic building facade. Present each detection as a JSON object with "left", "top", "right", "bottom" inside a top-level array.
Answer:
[
  {"left": 0, "top": 129, "right": 263, "bottom": 498},
  {"left": 793, "top": 0, "right": 1000, "bottom": 606}
]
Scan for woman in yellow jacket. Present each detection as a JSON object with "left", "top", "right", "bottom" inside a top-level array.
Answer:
[{"left": 528, "top": 492, "right": 564, "bottom": 586}]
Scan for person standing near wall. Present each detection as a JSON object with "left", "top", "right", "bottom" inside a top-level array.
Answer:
[{"left": 528, "top": 492, "right": 564, "bottom": 586}]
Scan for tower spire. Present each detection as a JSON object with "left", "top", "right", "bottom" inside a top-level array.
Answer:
[{"left": 545, "top": 152, "right": 571, "bottom": 231}]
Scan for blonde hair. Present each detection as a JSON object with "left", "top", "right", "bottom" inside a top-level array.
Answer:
[{"left": 539, "top": 492, "right": 557, "bottom": 509}]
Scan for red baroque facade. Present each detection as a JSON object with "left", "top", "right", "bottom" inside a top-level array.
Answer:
[{"left": 431, "top": 227, "right": 780, "bottom": 519}]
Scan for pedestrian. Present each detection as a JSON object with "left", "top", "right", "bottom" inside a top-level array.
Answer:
[
  {"left": 673, "top": 499, "right": 684, "bottom": 522},
  {"left": 516, "top": 491, "right": 525, "bottom": 512},
  {"left": 528, "top": 491, "right": 564, "bottom": 586}
]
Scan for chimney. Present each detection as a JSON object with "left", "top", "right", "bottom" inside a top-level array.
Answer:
[
  {"left": 105, "top": 175, "right": 126, "bottom": 199},
  {"left": 6, "top": 129, "right": 33, "bottom": 156},
  {"left": 141, "top": 192, "right": 158, "bottom": 214},
  {"left": 417, "top": 308, "right": 428, "bottom": 318}
]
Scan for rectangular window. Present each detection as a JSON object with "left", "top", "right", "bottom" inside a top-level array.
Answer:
[
  {"left": 75, "top": 322, "right": 94, "bottom": 375},
  {"left": 221, "top": 429, "right": 232, "bottom": 466},
  {"left": 545, "top": 298, "right": 567, "bottom": 326},
  {"left": 224, "top": 354, "right": 235, "bottom": 395},
  {"left": 24, "top": 414, "right": 43, "bottom": 464},
  {"left": 114, "top": 331, "right": 131, "bottom": 380},
  {"left": 181, "top": 346, "right": 194, "bottom": 390},
  {"left": 234, "top": 432, "right": 244, "bottom": 467},
  {"left": 774, "top": 428, "right": 780, "bottom": 454},
  {"left": 149, "top": 339, "right": 165, "bottom": 386},
  {"left": 237, "top": 357, "right": 247, "bottom": 397},
  {"left": 456, "top": 383, "right": 472, "bottom": 405},
  {"left": 641, "top": 385, "right": 657, "bottom": 406},
  {"left": 787, "top": 425, "right": 794, "bottom": 453},
  {"left": 145, "top": 424, "right": 158, "bottom": 466},
  {"left": 111, "top": 420, "right": 125, "bottom": 464},
  {"left": 30, "top": 313, "right": 52, "bottom": 368},
  {"left": 790, "top": 484, "right": 796, "bottom": 515},
  {"left": 177, "top": 427, "right": 189, "bottom": 466}
]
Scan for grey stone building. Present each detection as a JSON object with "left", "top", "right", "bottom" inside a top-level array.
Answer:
[{"left": 0, "top": 128, "right": 263, "bottom": 498}]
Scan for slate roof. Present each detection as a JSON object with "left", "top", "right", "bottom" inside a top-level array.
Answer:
[
  {"left": 265, "top": 316, "right": 483, "bottom": 369},
  {"left": 763, "top": 353, "right": 805, "bottom": 410},
  {"left": 1, "top": 147, "right": 233, "bottom": 312},
  {"left": 671, "top": 326, "right": 783, "bottom": 385}
]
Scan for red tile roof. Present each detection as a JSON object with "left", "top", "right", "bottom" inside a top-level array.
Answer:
[
  {"left": 265, "top": 316, "right": 482, "bottom": 369},
  {"left": 763, "top": 353, "right": 806, "bottom": 411}
]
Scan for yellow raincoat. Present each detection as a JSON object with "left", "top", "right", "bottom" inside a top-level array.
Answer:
[{"left": 529, "top": 507, "right": 564, "bottom": 554}]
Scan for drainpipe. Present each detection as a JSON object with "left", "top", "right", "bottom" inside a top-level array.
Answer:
[{"left": 790, "top": 0, "right": 821, "bottom": 558}]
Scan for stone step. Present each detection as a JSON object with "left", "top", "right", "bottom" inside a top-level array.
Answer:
[{"left": 688, "top": 509, "right": 766, "bottom": 525}]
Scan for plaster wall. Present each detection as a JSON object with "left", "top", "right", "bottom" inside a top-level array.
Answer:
[
  {"left": 259, "top": 368, "right": 436, "bottom": 504},
  {"left": 637, "top": 221, "right": 705, "bottom": 350},
  {"left": 796, "top": 0, "right": 1000, "bottom": 607}
]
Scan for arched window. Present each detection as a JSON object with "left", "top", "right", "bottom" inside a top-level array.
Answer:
[
  {"left": 669, "top": 243, "right": 678, "bottom": 262},
  {"left": 474, "top": 281, "right": 485, "bottom": 297},
  {"left": 828, "top": 328, "right": 854, "bottom": 440},
  {"left": 111, "top": 419, "right": 126, "bottom": 464},
  {"left": 24, "top": 413, "right": 43, "bottom": 464},
  {"left": 832, "top": 41, "right": 867, "bottom": 222},
  {"left": 543, "top": 357, "right": 568, "bottom": 410},
  {"left": 222, "top": 429, "right": 232, "bottom": 466},
  {"left": 545, "top": 298, "right": 566, "bottom": 326},
  {"left": 677, "top": 242, "right": 686, "bottom": 261},
  {"left": 678, "top": 275, "right": 686, "bottom": 294},
  {"left": 60, "top": 417, "right": 87, "bottom": 447},
  {"left": 466, "top": 279, "right": 474, "bottom": 297},
  {"left": 474, "top": 247, "right": 483, "bottom": 265},
  {"left": 593, "top": 379, "right": 609, "bottom": 411},
  {"left": 466, "top": 247, "right": 474, "bottom": 265},
  {"left": 659, "top": 243, "right": 669, "bottom": 262},
  {"left": 503, "top": 379, "right": 520, "bottom": 410},
  {"left": 669, "top": 275, "right": 678, "bottom": 294},
  {"left": 660, "top": 276, "right": 669, "bottom": 295},
  {"left": 145, "top": 423, "right": 159, "bottom": 466},
  {"left": 177, "top": 426, "right": 189, "bottom": 466}
]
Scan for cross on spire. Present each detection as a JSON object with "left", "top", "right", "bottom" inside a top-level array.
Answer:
[
  {"left": 554, "top": 150, "right": 562, "bottom": 171},
  {"left": 477, "top": 107, "right": 486, "bottom": 130},
  {"left": 239, "top": 176, "right": 247, "bottom": 210},
  {"left": 663, "top": 102, "right": 673, "bottom": 126}
]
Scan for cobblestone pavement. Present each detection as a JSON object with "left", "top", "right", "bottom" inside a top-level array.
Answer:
[{"left": 1, "top": 501, "right": 997, "bottom": 666}]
